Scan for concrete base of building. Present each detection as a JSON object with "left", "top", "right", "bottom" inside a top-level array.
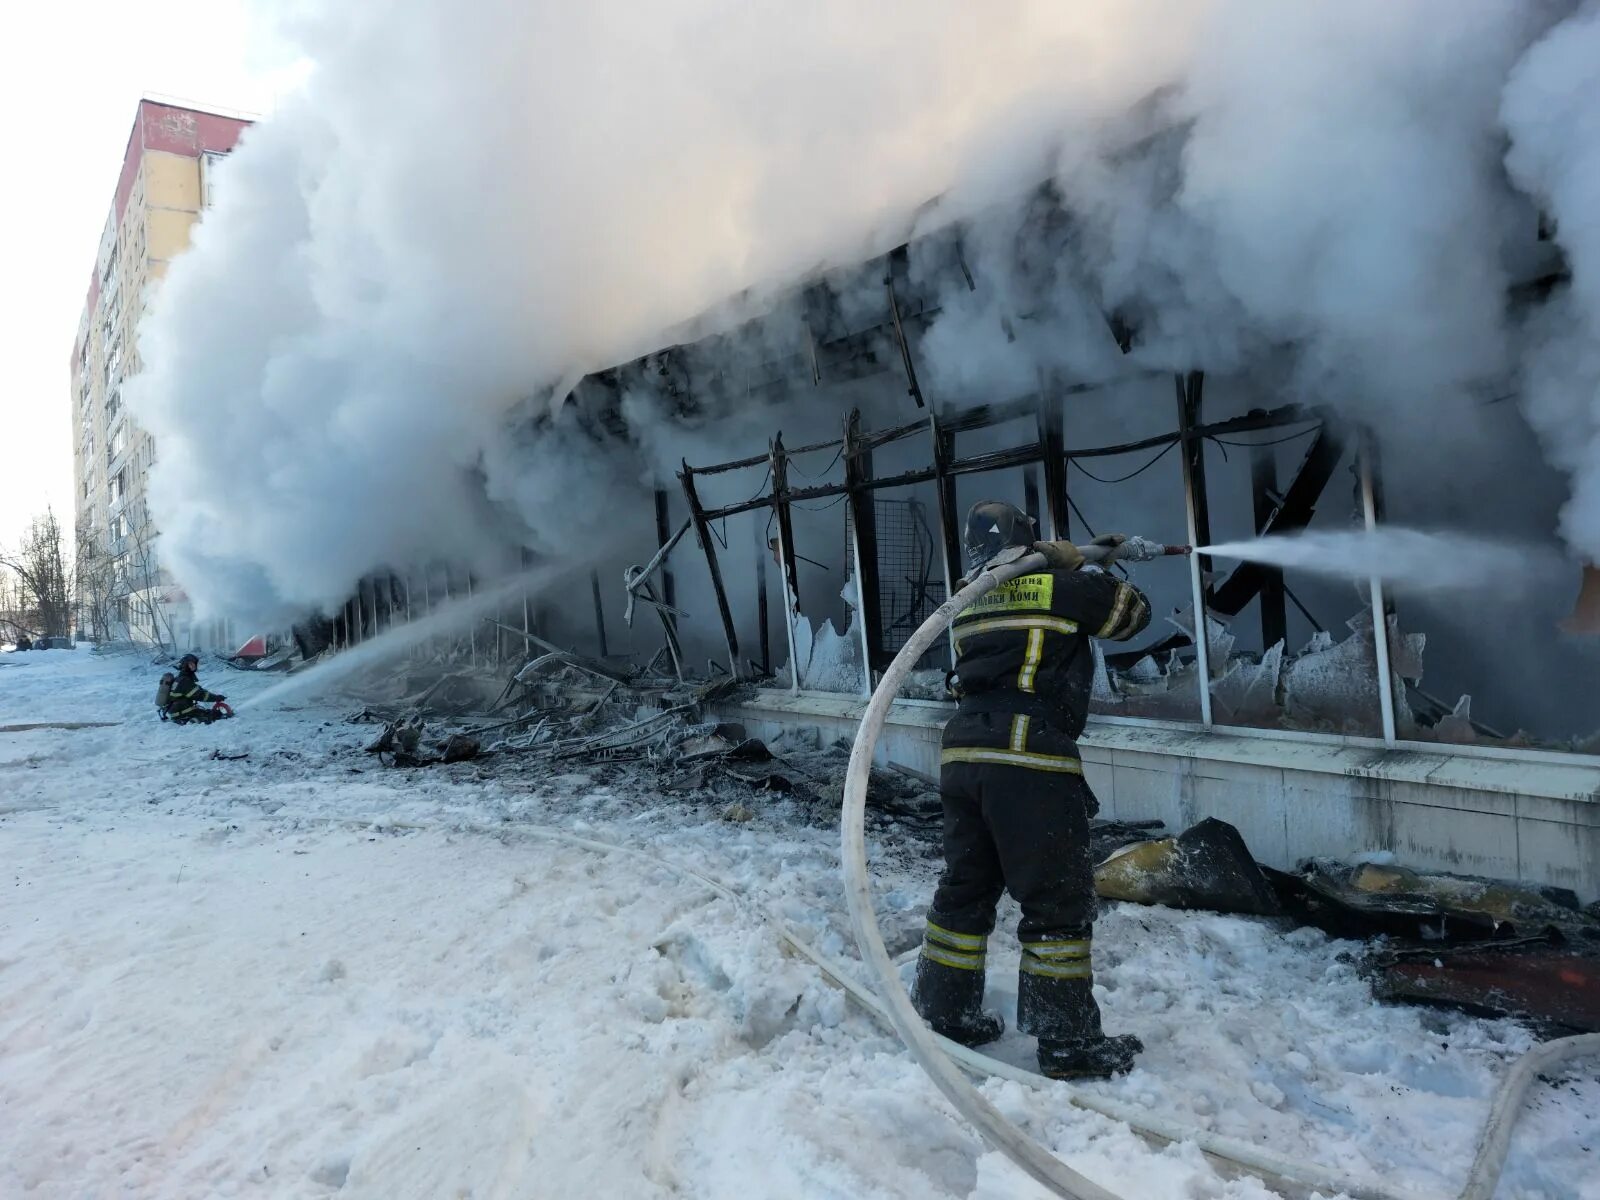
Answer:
[{"left": 716, "top": 688, "right": 1600, "bottom": 903}]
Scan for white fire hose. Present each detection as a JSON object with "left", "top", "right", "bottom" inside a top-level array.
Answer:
[{"left": 838, "top": 545, "right": 1600, "bottom": 1200}]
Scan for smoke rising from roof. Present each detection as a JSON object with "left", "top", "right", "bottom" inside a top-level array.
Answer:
[
  {"left": 1502, "top": 4, "right": 1600, "bottom": 562},
  {"left": 125, "top": 1, "right": 1599, "bottom": 624}
]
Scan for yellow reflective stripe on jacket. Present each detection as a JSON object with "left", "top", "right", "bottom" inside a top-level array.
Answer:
[
  {"left": 921, "top": 944, "right": 986, "bottom": 971},
  {"left": 1017, "top": 627, "right": 1045, "bottom": 693},
  {"left": 925, "top": 921, "right": 986, "bottom": 951},
  {"left": 1020, "top": 957, "right": 1093, "bottom": 979},
  {"left": 940, "top": 747, "right": 1083, "bottom": 774},
  {"left": 1098, "top": 582, "right": 1134, "bottom": 638},
  {"left": 950, "top": 613, "right": 1079, "bottom": 648},
  {"left": 1008, "top": 715, "right": 1030, "bottom": 753}
]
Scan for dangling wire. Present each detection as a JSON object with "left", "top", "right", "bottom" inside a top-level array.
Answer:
[
  {"left": 1205, "top": 425, "right": 1320, "bottom": 450},
  {"left": 787, "top": 443, "right": 845, "bottom": 480},
  {"left": 1069, "top": 440, "right": 1177, "bottom": 484}
]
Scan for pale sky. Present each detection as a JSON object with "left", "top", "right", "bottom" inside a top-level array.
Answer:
[{"left": 0, "top": 1, "right": 305, "bottom": 549}]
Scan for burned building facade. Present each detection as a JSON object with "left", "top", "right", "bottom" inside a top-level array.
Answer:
[{"left": 321, "top": 181, "right": 1600, "bottom": 899}]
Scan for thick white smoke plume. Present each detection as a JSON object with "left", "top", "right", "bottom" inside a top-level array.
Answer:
[
  {"left": 1502, "top": 4, "right": 1600, "bottom": 561},
  {"left": 127, "top": 0, "right": 1600, "bottom": 623}
]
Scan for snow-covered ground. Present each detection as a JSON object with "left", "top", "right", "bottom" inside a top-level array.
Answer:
[{"left": 2, "top": 646, "right": 1595, "bottom": 1199}]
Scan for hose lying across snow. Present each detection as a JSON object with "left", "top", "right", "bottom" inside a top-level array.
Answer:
[
  {"left": 837, "top": 548, "right": 1600, "bottom": 1200},
  {"left": 273, "top": 542, "right": 1593, "bottom": 1200},
  {"left": 306, "top": 800, "right": 1594, "bottom": 1200}
]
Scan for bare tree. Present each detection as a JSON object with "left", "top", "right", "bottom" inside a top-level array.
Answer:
[
  {"left": 116, "top": 499, "right": 176, "bottom": 651},
  {"left": 0, "top": 509, "right": 74, "bottom": 639},
  {"left": 75, "top": 512, "right": 117, "bottom": 642},
  {"left": 0, "top": 563, "right": 33, "bottom": 642}
]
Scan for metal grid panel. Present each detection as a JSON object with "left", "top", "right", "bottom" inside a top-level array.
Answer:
[{"left": 847, "top": 497, "right": 947, "bottom": 665}]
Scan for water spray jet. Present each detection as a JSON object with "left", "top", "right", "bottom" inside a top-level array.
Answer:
[{"left": 242, "top": 559, "right": 585, "bottom": 712}]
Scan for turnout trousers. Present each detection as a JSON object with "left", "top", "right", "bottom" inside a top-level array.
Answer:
[{"left": 911, "top": 710, "right": 1105, "bottom": 1043}]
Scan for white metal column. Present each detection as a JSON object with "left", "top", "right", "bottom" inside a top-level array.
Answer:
[
  {"left": 1359, "top": 442, "right": 1398, "bottom": 747},
  {"left": 848, "top": 514, "right": 874, "bottom": 698},
  {"left": 1183, "top": 487, "right": 1214, "bottom": 727},
  {"left": 770, "top": 522, "right": 801, "bottom": 693}
]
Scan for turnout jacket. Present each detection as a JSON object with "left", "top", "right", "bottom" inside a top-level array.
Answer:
[
  {"left": 945, "top": 566, "right": 1151, "bottom": 771},
  {"left": 167, "top": 666, "right": 222, "bottom": 718}
]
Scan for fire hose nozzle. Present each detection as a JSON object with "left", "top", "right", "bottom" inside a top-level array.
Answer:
[{"left": 1081, "top": 536, "right": 1193, "bottom": 565}]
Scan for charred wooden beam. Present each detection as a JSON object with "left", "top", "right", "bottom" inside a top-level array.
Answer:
[
  {"left": 844, "top": 410, "right": 886, "bottom": 673},
  {"left": 679, "top": 463, "right": 742, "bottom": 677},
  {"left": 1251, "top": 442, "right": 1288, "bottom": 651},
  {"left": 1198, "top": 404, "right": 1316, "bottom": 439},
  {"left": 654, "top": 490, "right": 678, "bottom": 619},
  {"left": 1208, "top": 419, "right": 1349, "bottom": 615},
  {"left": 691, "top": 436, "right": 841, "bottom": 476},
  {"left": 1177, "top": 372, "right": 1213, "bottom": 570},
  {"left": 930, "top": 413, "right": 964, "bottom": 596},
  {"left": 948, "top": 443, "right": 1043, "bottom": 477},
  {"left": 589, "top": 570, "right": 609, "bottom": 659},
  {"left": 765, "top": 439, "right": 802, "bottom": 690},
  {"left": 1176, "top": 371, "right": 1214, "bottom": 723},
  {"left": 769, "top": 435, "right": 803, "bottom": 611},
  {"left": 884, "top": 247, "right": 926, "bottom": 408},
  {"left": 859, "top": 417, "right": 930, "bottom": 452}
]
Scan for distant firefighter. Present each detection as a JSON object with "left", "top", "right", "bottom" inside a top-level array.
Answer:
[
  {"left": 911, "top": 501, "right": 1151, "bottom": 1079},
  {"left": 159, "top": 654, "right": 233, "bottom": 724}
]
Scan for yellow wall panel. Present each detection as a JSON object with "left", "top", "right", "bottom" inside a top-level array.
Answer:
[
  {"left": 147, "top": 209, "right": 197, "bottom": 263},
  {"left": 142, "top": 151, "right": 200, "bottom": 211}
]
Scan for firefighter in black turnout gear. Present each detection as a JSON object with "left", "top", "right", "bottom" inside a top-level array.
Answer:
[
  {"left": 163, "top": 654, "right": 228, "bottom": 724},
  {"left": 911, "top": 501, "right": 1152, "bottom": 1079}
]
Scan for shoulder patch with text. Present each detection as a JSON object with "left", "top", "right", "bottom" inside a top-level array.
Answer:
[{"left": 960, "top": 572, "right": 1055, "bottom": 618}]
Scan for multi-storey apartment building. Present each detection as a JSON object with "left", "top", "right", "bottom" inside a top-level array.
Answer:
[{"left": 70, "top": 98, "right": 251, "bottom": 644}]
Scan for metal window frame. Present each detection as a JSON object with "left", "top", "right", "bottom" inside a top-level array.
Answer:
[{"left": 679, "top": 377, "right": 1384, "bottom": 733}]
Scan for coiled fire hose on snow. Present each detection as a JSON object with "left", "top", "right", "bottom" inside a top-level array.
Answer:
[{"left": 838, "top": 543, "right": 1600, "bottom": 1200}]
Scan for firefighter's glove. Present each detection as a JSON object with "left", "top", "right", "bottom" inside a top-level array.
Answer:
[{"left": 1032, "top": 540, "right": 1086, "bottom": 571}]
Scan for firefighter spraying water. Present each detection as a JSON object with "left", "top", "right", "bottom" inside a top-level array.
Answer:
[
  {"left": 155, "top": 654, "right": 234, "bottom": 724},
  {"left": 909, "top": 502, "right": 1179, "bottom": 1079}
]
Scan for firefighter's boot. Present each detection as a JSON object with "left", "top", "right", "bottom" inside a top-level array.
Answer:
[
  {"left": 1037, "top": 1033, "right": 1143, "bottom": 1080},
  {"left": 910, "top": 925, "right": 1003, "bottom": 1048},
  {"left": 1017, "top": 937, "right": 1142, "bottom": 1079}
]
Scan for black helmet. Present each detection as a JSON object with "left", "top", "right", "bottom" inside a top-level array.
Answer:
[
  {"left": 964, "top": 501, "right": 1035, "bottom": 573},
  {"left": 178, "top": 653, "right": 199, "bottom": 670}
]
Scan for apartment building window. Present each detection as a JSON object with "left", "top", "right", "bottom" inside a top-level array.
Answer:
[
  {"left": 100, "top": 242, "right": 119, "bottom": 296},
  {"left": 105, "top": 387, "right": 121, "bottom": 424},
  {"left": 200, "top": 150, "right": 230, "bottom": 209}
]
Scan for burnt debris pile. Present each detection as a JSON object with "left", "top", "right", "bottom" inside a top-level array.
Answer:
[{"left": 341, "top": 647, "right": 949, "bottom": 830}]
